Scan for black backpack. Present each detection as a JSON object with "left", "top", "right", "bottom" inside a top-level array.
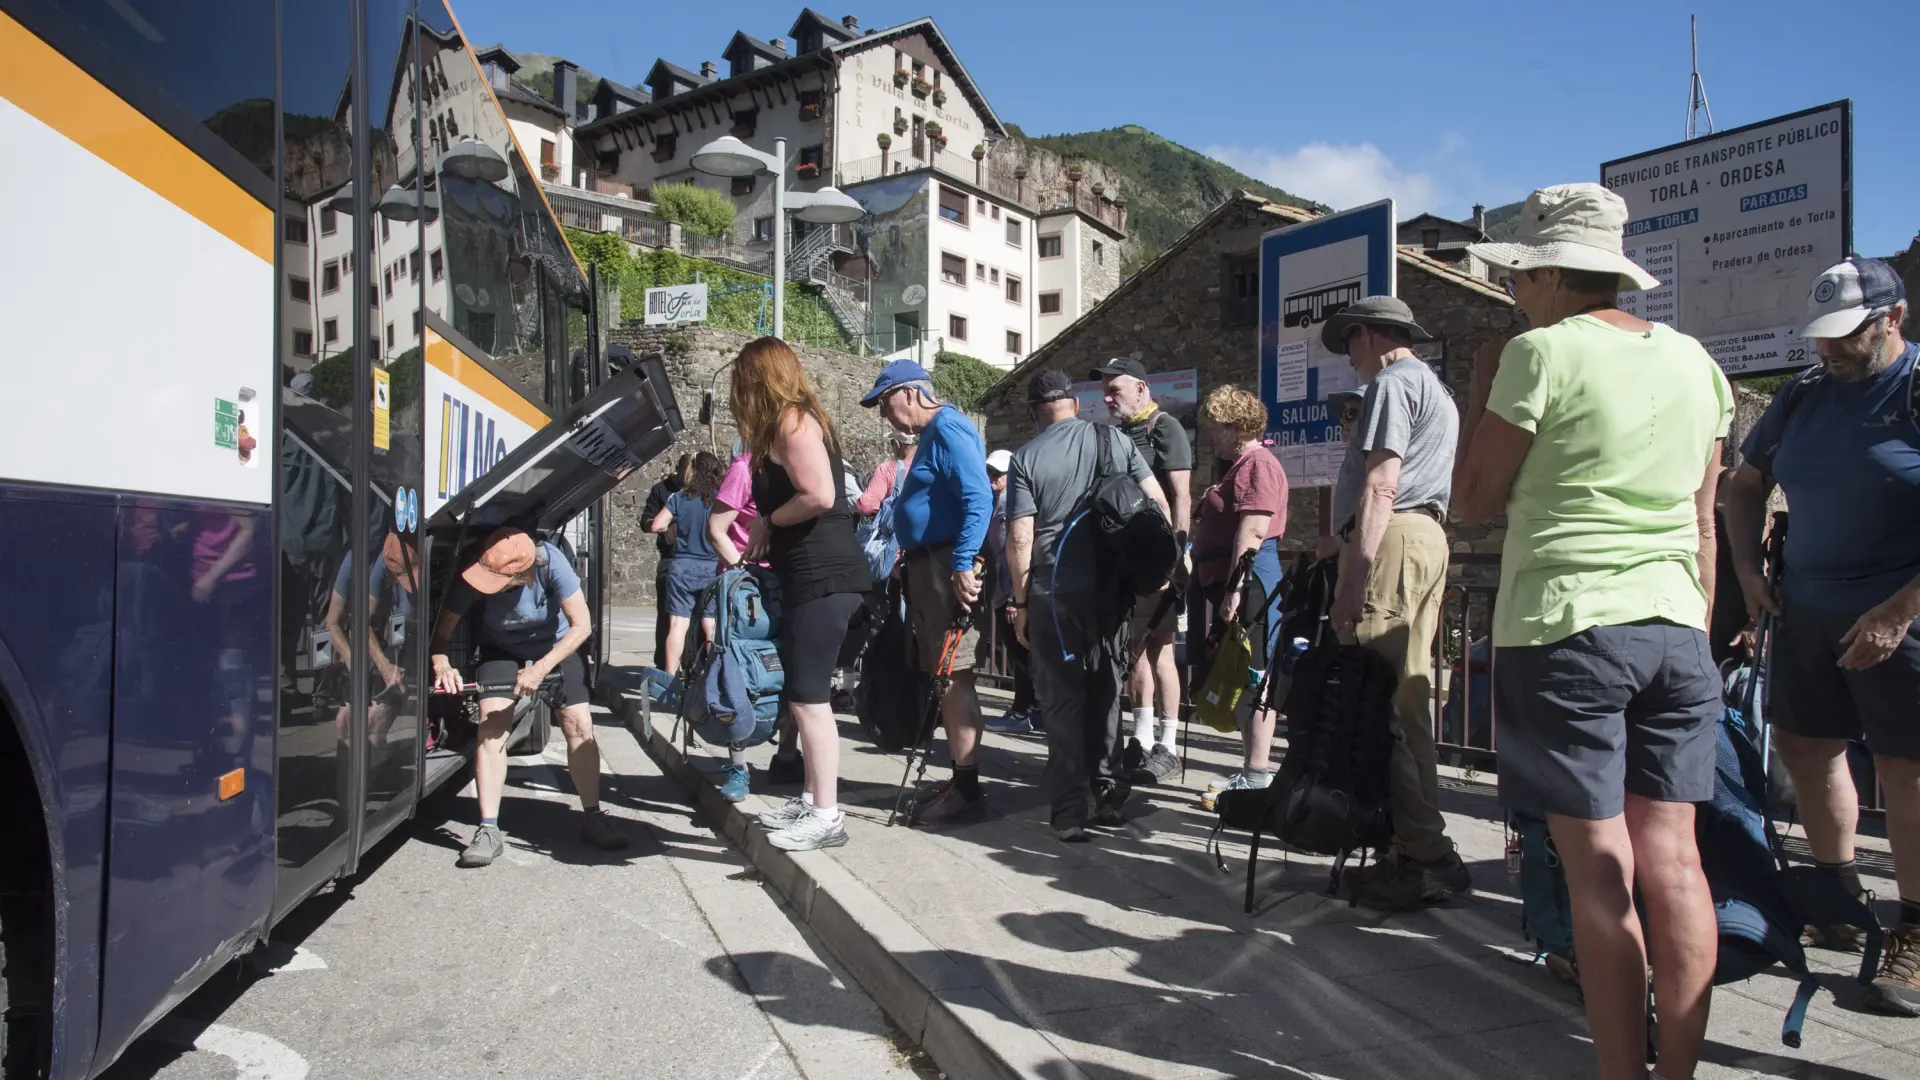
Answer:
[
  {"left": 1088, "top": 423, "right": 1179, "bottom": 595},
  {"left": 854, "top": 577, "right": 932, "bottom": 754},
  {"left": 1210, "top": 570, "right": 1398, "bottom": 913}
]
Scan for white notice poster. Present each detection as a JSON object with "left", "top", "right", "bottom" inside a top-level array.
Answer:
[{"left": 1275, "top": 341, "right": 1309, "bottom": 402}]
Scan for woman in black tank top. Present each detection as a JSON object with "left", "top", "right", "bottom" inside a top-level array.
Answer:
[{"left": 731, "top": 337, "right": 870, "bottom": 852}]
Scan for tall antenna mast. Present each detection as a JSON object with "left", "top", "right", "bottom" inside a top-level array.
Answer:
[{"left": 1685, "top": 14, "right": 1715, "bottom": 140}]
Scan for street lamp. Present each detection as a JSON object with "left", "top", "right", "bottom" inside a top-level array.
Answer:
[{"left": 690, "top": 135, "right": 866, "bottom": 339}]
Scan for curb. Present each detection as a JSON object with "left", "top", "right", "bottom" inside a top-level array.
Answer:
[{"left": 598, "top": 678, "right": 1084, "bottom": 1080}]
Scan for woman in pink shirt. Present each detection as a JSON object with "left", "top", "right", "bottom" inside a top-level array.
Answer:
[{"left": 706, "top": 450, "right": 805, "bottom": 786}]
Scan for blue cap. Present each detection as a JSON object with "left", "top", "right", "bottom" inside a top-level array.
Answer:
[{"left": 860, "top": 359, "right": 933, "bottom": 407}]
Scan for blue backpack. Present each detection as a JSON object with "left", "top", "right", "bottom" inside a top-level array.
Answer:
[
  {"left": 681, "top": 568, "right": 784, "bottom": 749},
  {"left": 1511, "top": 700, "right": 1883, "bottom": 1047}
]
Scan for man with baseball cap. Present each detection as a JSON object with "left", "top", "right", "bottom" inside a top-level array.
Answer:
[
  {"left": 1091, "top": 357, "right": 1193, "bottom": 782},
  {"left": 1723, "top": 256, "right": 1920, "bottom": 1016},
  {"left": 1318, "top": 295, "right": 1467, "bottom": 911},
  {"left": 431, "top": 527, "right": 628, "bottom": 866},
  {"left": 861, "top": 359, "right": 996, "bottom": 827},
  {"left": 1006, "top": 370, "right": 1168, "bottom": 839}
]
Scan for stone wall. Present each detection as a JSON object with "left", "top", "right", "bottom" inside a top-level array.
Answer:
[
  {"left": 978, "top": 197, "right": 1518, "bottom": 574},
  {"left": 599, "top": 325, "right": 893, "bottom": 604},
  {"left": 1079, "top": 219, "right": 1121, "bottom": 315}
]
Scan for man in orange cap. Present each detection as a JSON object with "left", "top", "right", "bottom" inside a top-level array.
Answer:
[{"left": 431, "top": 528, "right": 628, "bottom": 866}]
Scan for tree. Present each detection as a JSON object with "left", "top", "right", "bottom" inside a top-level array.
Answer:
[
  {"left": 931, "top": 349, "right": 1002, "bottom": 413},
  {"left": 651, "top": 183, "right": 736, "bottom": 239}
]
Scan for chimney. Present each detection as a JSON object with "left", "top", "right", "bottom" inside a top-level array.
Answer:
[
  {"left": 700, "top": 61, "right": 717, "bottom": 80},
  {"left": 842, "top": 15, "right": 859, "bottom": 30},
  {"left": 552, "top": 60, "right": 579, "bottom": 120},
  {"left": 1471, "top": 203, "right": 1486, "bottom": 237},
  {"left": 770, "top": 37, "right": 785, "bottom": 53}
]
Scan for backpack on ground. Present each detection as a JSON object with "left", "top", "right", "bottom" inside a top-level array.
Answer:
[
  {"left": 1208, "top": 563, "right": 1397, "bottom": 912},
  {"left": 1508, "top": 808, "right": 1578, "bottom": 983},
  {"left": 680, "top": 567, "right": 784, "bottom": 749}
]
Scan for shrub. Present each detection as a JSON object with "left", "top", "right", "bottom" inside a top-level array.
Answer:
[
  {"left": 930, "top": 349, "right": 1002, "bottom": 412},
  {"left": 650, "top": 182, "right": 736, "bottom": 239}
]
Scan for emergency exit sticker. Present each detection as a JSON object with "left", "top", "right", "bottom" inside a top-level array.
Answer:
[
  {"left": 372, "top": 368, "right": 391, "bottom": 451},
  {"left": 214, "top": 397, "right": 239, "bottom": 449}
]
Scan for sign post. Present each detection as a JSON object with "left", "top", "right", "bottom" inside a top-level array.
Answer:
[
  {"left": 1601, "top": 100, "right": 1851, "bottom": 377},
  {"left": 1257, "top": 199, "right": 1396, "bottom": 489}
]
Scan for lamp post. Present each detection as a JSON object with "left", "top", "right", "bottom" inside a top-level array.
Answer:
[{"left": 690, "top": 135, "right": 865, "bottom": 340}]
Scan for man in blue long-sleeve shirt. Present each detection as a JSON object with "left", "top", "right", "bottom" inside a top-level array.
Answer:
[{"left": 862, "top": 360, "right": 994, "bottom": 827}]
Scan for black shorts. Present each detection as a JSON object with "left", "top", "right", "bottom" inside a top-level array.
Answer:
[
  {"left": 474, "top": 644, "right": 590, "bottom": 708},
  {"left": 779, "top": 591, "right": 864, "bottom": 705},
  {"left": 1771, "top": 604, "right": 1920, "bottom": 759},
  {"left": 1494, "top": 621, "right": 1721, "bottom": 820}
]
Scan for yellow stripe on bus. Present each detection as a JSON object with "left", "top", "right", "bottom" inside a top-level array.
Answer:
[
  {"left": 0, "top": 12, "right": 273, "bottom": 264},
  {"left": 424, "top": 330, "right": 550, "bottom": 431}
]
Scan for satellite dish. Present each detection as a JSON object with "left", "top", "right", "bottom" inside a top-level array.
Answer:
[{"left": 902, "top": 284, "right": 926, "bottom": 305}]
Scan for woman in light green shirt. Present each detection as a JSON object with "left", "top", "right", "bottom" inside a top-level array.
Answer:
[{"left": 1455, "top": 183, "right": 1730, "bottom": 1080}]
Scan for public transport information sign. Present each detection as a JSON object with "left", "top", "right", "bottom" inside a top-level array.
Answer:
[{"left": 0, "top": 4, "right": 680, "bottom": 1078}]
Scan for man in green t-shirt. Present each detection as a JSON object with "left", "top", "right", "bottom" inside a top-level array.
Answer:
[{"left": 1457, "top": 183, "right": 1731, "bottom": 1080}]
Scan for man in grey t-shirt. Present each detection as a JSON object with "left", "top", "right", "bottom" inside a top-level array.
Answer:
[
  {"left": 1320, "top": 296, "right": 1468, "bottom": 911},
  {"left": 1006, "top": 370, "right": 1168, "bottom": 840}
]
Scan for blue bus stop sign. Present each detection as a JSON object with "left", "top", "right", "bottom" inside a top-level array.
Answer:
[{"left": 1257, "top": 200, "right": 1396, "bottom": 487}]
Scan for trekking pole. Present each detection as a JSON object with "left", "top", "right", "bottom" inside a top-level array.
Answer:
[
  {"left": 1753, "top": 511, "right": 1789, "bottom": 779},
  {"left": 887, "top": 559, "right": 984, "bottom": 828}
]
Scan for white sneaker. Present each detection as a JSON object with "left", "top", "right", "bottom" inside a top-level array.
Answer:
[
  {"left": 760, "top": 796, "right": 810, "bottom": 830},
  {"left": 766, "top": 811, "right": 849, "bottom": 851}
]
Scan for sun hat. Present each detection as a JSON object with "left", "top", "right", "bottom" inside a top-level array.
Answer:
[
  {"left": 860, "top": 359, "right": 934, "bottom": 407},
  {"left": 462, "top": 528, "right": 537, "bottom": 595},
  {"left": 1466, "top": 183, "right": 1660, "bottom": 293},
  {"left": 985, "top": 449, "right": 1013, "bottom": 475},
  {"left": 1320, "top": 296, "right": 1430, "bottom": 355},
  {"left": 1799, "top": 257, "right": 1907, "bottom": 339}
]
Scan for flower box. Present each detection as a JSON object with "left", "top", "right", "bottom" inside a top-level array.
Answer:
[
  {"left": 910, "top": 77, "right": 933, "bottom": 98},
  {"left": 794, "top": 161, "right": 821, "bottom": 179},
  {"left": 893, "top": 70, "right": 910, "bottom": 87},
  {"left": 932, "top": 88, "right": 947, "bottom": 107},
  {"left": 894, "top": 116, "right": 909, "bottom": 135},
  {"left": 799, "top": 102, "right": 822, "bottom": 121}
]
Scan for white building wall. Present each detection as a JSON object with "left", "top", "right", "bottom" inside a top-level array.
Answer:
[
  {"left": 1033, "top": 212, "right": 1081, "bottom": 348},
  {"left": 927, "top": 183, "right": 1037, "bottom": 369},
  {"left": 506, "top": 109, "right": 571, "bottom": 186},
  {"left": 833, "top": 38, "right": 994, "bottom": 178}
]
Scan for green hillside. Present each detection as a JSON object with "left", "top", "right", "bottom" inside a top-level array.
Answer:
[
  {"left": 509, "top": 51, "right": 608, "bottom": 105},
  {"left": 1015, "top": 125, "right": 1325, "bottom": 272},
  {"left": 1482, "top": 200, "right": 1524, "bottom": 240}
]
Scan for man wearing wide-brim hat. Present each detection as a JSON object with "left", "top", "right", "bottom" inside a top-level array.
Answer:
[
  {"left": 1453, "top": 182, "right": 1733, "bottom": 1080},
  {"left": 1317, "top": 294, "right": 1469, "bottom": 912}
]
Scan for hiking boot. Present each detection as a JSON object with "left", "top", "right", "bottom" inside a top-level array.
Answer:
[
  {"left": 1804, "top": 922, "right": 1869, "bottom": 953},
  {"left": 760, "top": 796, "right": 811, "bottom": 831},
  {"left": 457, "top": 824, "right": 503, "bottom": 868},
  {"left": 1863, "top": 922, "right": 1920, "bottom": 1018},
  {"left": 987, "top": 708, "right": 1036, "bottom": 735},
  {"left": 1142, "top": 746, "right": 1180, "bottom": 784},
  {"left": 1200, "top": 768, "right": 1272, "bottom": 813},
  {"left": 766, "top": 811, "right": 849, "bottom": 852},
  {"left": 717, "top": 763, "right": 751, "bottom": 803},
  {"left": 1350, "top": 850, "right": 1470, "bottom": 911},
  {"left": 910, "top": 782, "right": 989, "bottom": 828},
  {"left": 1093, "top": 783, "right": 1132, "bottom": 827},
  {"left": 767, "top": 751, "right": 805, "bottom": 786},
  {"left": 1052, "top": 822, "right": 1091, "bottom": 843},
  {"left": 580, "top": 810, "right": 629, "bottom": 851}
]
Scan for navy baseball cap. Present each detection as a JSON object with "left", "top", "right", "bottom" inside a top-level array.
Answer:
[
  {"left": 1089, "top": 357, "right": 1148, "bottom": 381},
  {"left": 1027, "top": 369, "right": 1074, "bottom": 404},
  {"left": 860, "top": 359, "right": 933, "bottom": 406},
  {"left": 1801, "top": 257, "right": 1906, "bottom": 339}
]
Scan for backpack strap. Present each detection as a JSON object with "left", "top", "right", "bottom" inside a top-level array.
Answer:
[{"left": 1756, "top": 367, "right": 1824, "bottom": 485}]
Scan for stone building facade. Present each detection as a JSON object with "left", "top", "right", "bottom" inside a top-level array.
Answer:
[
  {"left": 976, "top": 193, "right": 1519, "bottom": 565},
  {"left": 598, "top": 325, "right": 893, "bottom": 604}
]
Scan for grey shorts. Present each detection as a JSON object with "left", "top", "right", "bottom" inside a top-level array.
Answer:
[
  {"left": 1494, "top": 621, "right": 1721, "bottom": 820},
  {"left": 1770, "top": 604, "right": 1920, "bottom": 759},
  {"left": 904, "top": 544, "right": 980, "bottom": 674}
]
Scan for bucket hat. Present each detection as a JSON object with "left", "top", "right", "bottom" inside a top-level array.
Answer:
[
  {"left": 1467, "top": 183, "right": 1660, "bottom": 293},
  {"left": 1320, "top": 296, "right": 1429, "bottom": 355}
]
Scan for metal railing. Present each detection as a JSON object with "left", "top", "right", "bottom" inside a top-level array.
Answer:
[{"left": 1432, "top": 581, "right": 1499, "bottom": 769}]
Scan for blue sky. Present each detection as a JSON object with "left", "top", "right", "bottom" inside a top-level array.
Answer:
[{"left": 455, "top": 0, "right": 1918, "bottom": 256}]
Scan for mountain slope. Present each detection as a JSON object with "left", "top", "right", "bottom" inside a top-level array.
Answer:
[
  {"left": 1014, "top": 125, "right": 1324, "bottom": 271},
  {"left": 508, "top": 51, "right": 607, "bottom": 105},
  {"left": 1482, "top": 200, "right": 1524, "bottom": 240}
]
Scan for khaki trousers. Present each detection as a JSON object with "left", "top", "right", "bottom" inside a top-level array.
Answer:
[{"left": 1347, "top": 512, "right": 1451, "bottom": 862}]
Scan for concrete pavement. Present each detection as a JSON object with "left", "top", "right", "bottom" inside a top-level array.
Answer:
[
  {"left": 101, "top": 700, "right": 930, "bottom": 1080},
  {"left": 608, "top": 604, "right": 1920, "bottom": 1080}
]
